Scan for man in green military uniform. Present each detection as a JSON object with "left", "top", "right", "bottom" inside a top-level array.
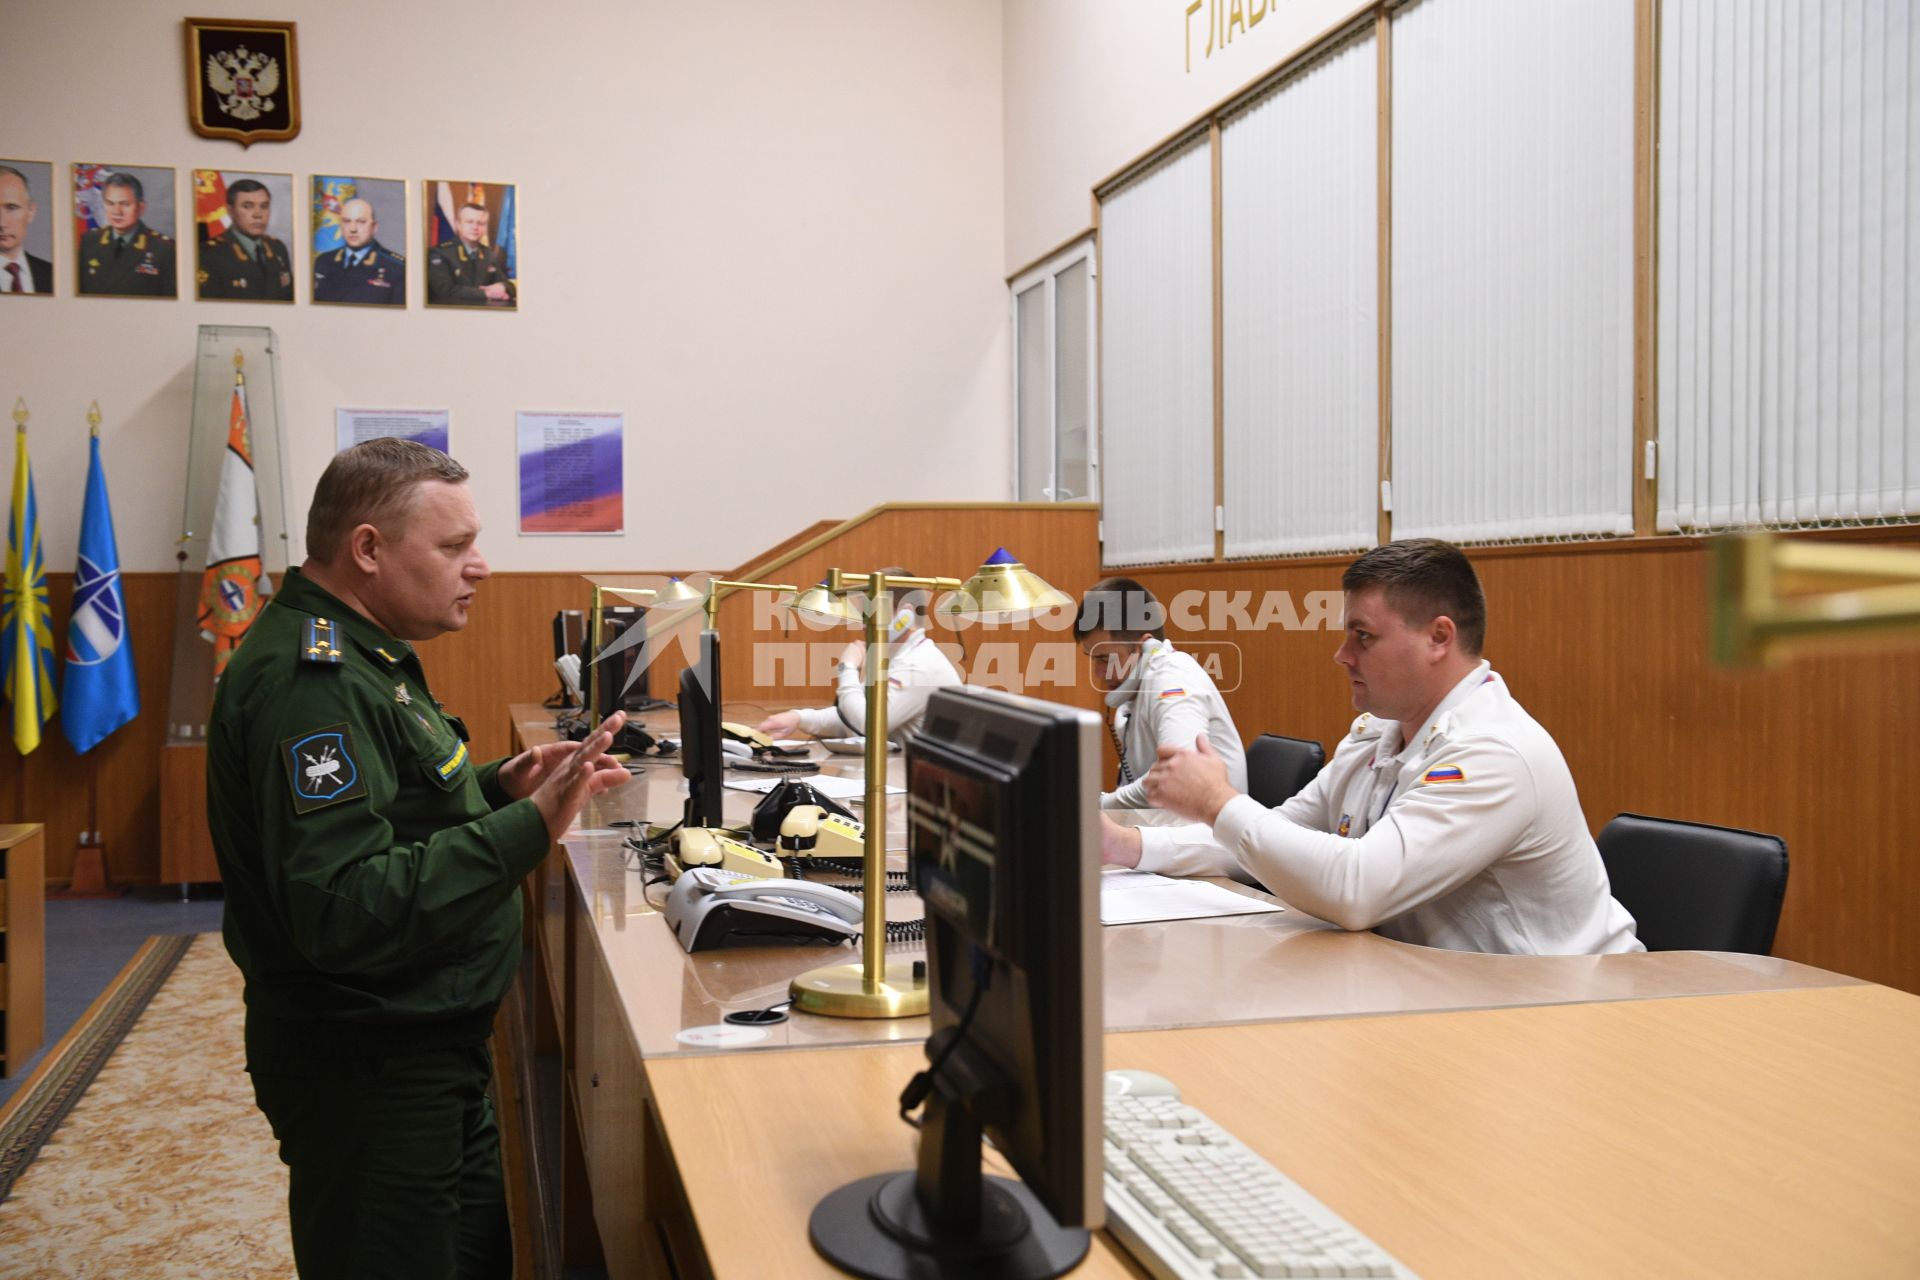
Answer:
[
  {"left": 197, "top": 178, "right": 295, "bottom": 301},
  {"left": 426, "top": 201, "right": 515, "bottom": 307},
  {"left": 78, "top": 171, "right": 176, "bottom": 297},
  {"left": 208, "top": 438, "right": 629, "bottom": 1279}
]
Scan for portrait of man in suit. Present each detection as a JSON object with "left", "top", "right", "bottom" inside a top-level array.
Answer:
[
  {"left": 0, "top": 161, "right": 56, "bottom": 296},
  {"left": 424, "top": 180, "right": 517, "bottom": 310}
]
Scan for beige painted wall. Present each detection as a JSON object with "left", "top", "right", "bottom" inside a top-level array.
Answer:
[
  {"left": 2, "top": 0, "right": 1009, "bottom": 573},
  {"left": 1001, "top": 0, "right": 1367, "bottom": 274}
]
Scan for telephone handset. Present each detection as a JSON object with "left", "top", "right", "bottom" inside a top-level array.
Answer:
[
  {"left": 777, "top": 805, "right": 867, "bottom": 859},
  {"left": 671, "top": 827, "right": 784, "bottom": 881},
  {"left": 664, "top": 867, "right": 863, "bottom": 951}
]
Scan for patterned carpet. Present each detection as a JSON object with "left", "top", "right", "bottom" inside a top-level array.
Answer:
[{"left": 0, "top": 934, "right": 295, "bottom": 1278}]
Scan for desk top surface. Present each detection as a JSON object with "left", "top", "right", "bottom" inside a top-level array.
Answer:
[
  {"left": 644, "top": 983, "right": 1920, "bottom": 1279},
  {"left": 513, "top": 704, "right": 1860, "bottom": 1062}
]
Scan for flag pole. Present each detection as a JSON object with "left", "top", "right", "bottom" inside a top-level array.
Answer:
[
  {"left": 10, "top": 399, "right": 26, "bottom": 825},
  {"left": 63, "top": 401, "right": 119, "bottom": 897}
]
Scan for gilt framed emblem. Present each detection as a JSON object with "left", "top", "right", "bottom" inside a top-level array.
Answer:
[{"left": 185, "top": 18, "right": 301, "bottom": 147}]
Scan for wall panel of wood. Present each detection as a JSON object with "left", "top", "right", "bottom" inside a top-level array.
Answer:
[
  {"left": 13, "top": 524, "right": 1916, "bottom": 1000},
  {"left": 1124, "top": 529, "right": 1920, "bottom": 994}
]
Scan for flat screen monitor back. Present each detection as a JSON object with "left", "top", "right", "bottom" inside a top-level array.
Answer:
[
  {"left": 678, "top": 630, "right": 724, "bottom": 829},
  {"left": 809, "top": 684, "right": 1102, "bottom": 1280}
]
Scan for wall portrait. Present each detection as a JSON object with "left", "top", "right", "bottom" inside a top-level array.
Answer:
[
  {"left": 74, "top": 163, "right": 177, "bottom": 299},
  {"left": 193, "top": 168, "right": 295, "bottom": 302},
  {"left": 311, "top": 175, "right": 408, "bottom": 307},
  {"left": 424, "top": 180, "right": 517, "bottom": 310},
  {"left": 0, "top": 159, "right": 55, "bottom": 297}
]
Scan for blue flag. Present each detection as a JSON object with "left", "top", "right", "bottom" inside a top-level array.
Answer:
[
  {"left": 61, "top": 434, "right": 139, "bottom": 753},
  {"left": 2, "top": 426, "right": 57, "bottom": 754}
]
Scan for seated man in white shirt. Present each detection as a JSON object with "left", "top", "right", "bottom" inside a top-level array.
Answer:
[
  {"left": 1101, "top": 539, "right": 1642, "bottom": 956},
  {"left": 757, "top": 569, "right": 963, "bottom": 743},
  {"left": 1076, "top": 576, "right": 1247, "bottom": 808}
]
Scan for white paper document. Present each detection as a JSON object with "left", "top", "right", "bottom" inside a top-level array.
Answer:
[
  {"left": 724, "top": 773, "right": 903, "bottom": 800},
  {"left": 1099, "top": 870, "right": 1287, "bottom": 927}
]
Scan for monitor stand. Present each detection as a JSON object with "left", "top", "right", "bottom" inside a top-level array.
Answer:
[{"left": 809, "top": 1052, "right": 1090, "bottom": 1280}]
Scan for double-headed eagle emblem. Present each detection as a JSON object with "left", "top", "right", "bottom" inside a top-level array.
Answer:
[{"left": 205, "top": 46, "right": 282, "bottom": 121}]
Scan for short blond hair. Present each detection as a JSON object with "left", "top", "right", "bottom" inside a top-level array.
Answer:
[{"left": 306, "top": 438, "right": 469, "bottom": 563}]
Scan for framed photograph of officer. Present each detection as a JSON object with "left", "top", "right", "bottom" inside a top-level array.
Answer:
[
  {"left": 74, "top": 164, "right": 177, "bottom": 299},
  {"left": 424, "top": 180, "right": 517, "bottom": 310},
  {"left": 193, "top": 169, "right": 295, "bottom": 303},
  {"left": 312, "top": 175, "right": 407, "bottom": 307},
  {"left": 0, "top": 159, "right": 55, "bottom": 297}
]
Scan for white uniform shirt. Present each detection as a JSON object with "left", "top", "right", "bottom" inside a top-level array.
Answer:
[
  {"left": 1101, "top": 638, "right": 1247, "bottom": 809},
  {"left": 1137, "top": 661, "right": 1643, "bottom": 956},
  {"left": 795, "top": 628, "right": 963, "bottom": 741}
]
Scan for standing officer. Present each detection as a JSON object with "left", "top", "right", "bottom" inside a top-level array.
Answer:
[
  {"left": 207, "top": 438, "right": 630, "bottom": 1279},
  {"left": 78, "top": 171, "right": 176, "bottom": 297},
  {"left": 313, "top": 197, "right": 406, "bottom": 305},
  {"left": 198, "top": 178, "right": 295, "bottom": 300},
  {"left": 426, "top": 201, "right": 515, "bottom": 306}
]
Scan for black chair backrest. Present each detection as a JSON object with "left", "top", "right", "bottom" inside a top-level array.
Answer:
[
  {"left": 1245, "top": 734, "right": 1326, "bottom": 808},
  {"left": 1595, "top": 813, "right": 1788, "bottom": 955}
]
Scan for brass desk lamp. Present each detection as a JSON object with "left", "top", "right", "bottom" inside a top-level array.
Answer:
[
  {"left": 787, "top": 549, "right": 1071, "bottom": 1019},
  {"left": 1711, "top": 533, "right": 1920, "bottom": 665}
]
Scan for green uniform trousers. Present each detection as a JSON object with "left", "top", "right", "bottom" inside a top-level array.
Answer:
[{"left": 248, "top": 1033, "right": 511, "bottom": 1280}]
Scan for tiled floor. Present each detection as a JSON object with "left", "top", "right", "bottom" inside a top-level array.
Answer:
[{"left": 0, "top": 887, "right": 225, "bottom": 1110}]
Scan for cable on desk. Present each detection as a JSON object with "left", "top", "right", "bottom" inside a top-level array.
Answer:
[{"left": 898, "top": 946, "right": 991, "bottom": 1129}]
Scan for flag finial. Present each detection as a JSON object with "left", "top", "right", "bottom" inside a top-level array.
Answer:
[
  {"left": 12, "top": 398, "right": 25, "bottom": 433},
  {"left": 87, "top": 401, "right": 102, "bottom": 437}
]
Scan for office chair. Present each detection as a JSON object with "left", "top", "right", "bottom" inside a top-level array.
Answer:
[
  {"left": 1595, "top": 813, "right": 1788, "bottom": 955},
  {"left": 1245, "top": 734, "right": 1326, "bottom": 808}
]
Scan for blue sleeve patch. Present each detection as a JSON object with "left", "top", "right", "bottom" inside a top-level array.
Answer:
[{"left": 284, "top": 723, "right": 370, "bottom": 813}]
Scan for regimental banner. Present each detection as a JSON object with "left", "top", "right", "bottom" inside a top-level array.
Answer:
[
  {"left": 197, "top": 366, "right": 271, "bottom": 677},
  {"left": 185, "top": 18, "right": 302, "bottom": 147},
  {"left": 517, "top": 412, "right": 624, "bottom": 535},
  {"left": 62, "top": 425, "right": 140, "bottom": 754}
]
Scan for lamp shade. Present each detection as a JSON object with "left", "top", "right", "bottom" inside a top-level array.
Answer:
[
  {"left": 951, "top": 547, "right": 1073, "bottom": 622},
  {"left": 656, "top": 576, "right": 704, "bottom": 604},
  {"left": 789, "top": 580, "right": 861, "bottom": 625}
]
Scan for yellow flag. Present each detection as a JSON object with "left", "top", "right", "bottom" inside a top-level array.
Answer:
[{"left": 3, "top": 427, "right": 58, "bottom": 753}]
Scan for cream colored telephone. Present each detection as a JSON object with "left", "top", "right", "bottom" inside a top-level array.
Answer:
[
  {"left": 669, "top": 826, "right": 784, "bottom": 881},
  {"left": 776, "top": 805, "right": 867, "bottom": 859}
]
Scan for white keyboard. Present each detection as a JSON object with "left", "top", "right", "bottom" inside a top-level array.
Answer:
[{"left": 1104, "top": 1078, "right": 1419, "bottom": 1279}]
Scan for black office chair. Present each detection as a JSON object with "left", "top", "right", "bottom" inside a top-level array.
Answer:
[
  {"left": 1244, "top": 734, "right": 1326, "bottom": 808},
  {"left": 1595, "top": 813, "right": 1788, "bottom": 954}
]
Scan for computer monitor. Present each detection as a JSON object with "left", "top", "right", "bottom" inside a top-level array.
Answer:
[
  {"left": 809, "top": 685, "right": 1103, "bottom": 1280},
  {"left": 678, "top": 630, "right": 725, "bottom": 830},
  {"left": 588, "top": 604, "right": 671, "bottom": 717}
]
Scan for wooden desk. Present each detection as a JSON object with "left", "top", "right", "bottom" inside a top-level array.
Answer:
[
  {"left": 647, "top": 984, "right": 1920, "bottom": 1278},
  {"left": 0, "top": 823, "right": 45, "bottom": 1077},
  {"left": 503, "top": 704, "right": 1882, "bottom": 1278}
]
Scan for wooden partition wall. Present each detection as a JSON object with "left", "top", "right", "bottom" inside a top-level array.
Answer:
[
  {"left": 13, "top": 505, "right": 1104, "bottom": 889},
  {"left": 9, "top": 520, "right": 1916, "bottom": 996},
  {"left": 1123, "top": 528, "right": 1920, "bottom": 995}
]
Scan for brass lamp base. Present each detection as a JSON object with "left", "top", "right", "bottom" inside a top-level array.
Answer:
[{"left": 790, "top": 960, "right": 929, "bottom": 1019}]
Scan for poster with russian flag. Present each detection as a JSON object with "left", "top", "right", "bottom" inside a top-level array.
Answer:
[{"left": 517, "top": 411, "right": 623, "bottom": 535}]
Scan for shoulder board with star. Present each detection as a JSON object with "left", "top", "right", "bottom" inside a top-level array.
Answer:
[
  {"left": 1348, "top": 712, "right": 1384, "bottom": 741},
  {"left": 301, "top": 617, "right": 345, "bottom": 665}
]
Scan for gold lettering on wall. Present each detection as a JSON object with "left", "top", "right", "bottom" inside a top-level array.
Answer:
[{"left": 1186, "top": 0, "right": 1279, "bottom": 72}]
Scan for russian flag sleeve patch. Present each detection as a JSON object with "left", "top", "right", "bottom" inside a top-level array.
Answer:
[{"left": 1422, "top": 764, "right": 1466, "bottom": 784}]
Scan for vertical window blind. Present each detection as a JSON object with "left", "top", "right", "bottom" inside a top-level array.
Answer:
[
  {"left": 1098, "top": 137, "right": 1217, "bottom": 565},
  {"left": 1220, "top": 29, "right": 1379, "bottom": 558},
  {"left": 1391, "top": 0, "right": 1636, "bottom": 542},
  {"left": 1658, "top": 0, "right": 1918, "bottom": 530}
]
